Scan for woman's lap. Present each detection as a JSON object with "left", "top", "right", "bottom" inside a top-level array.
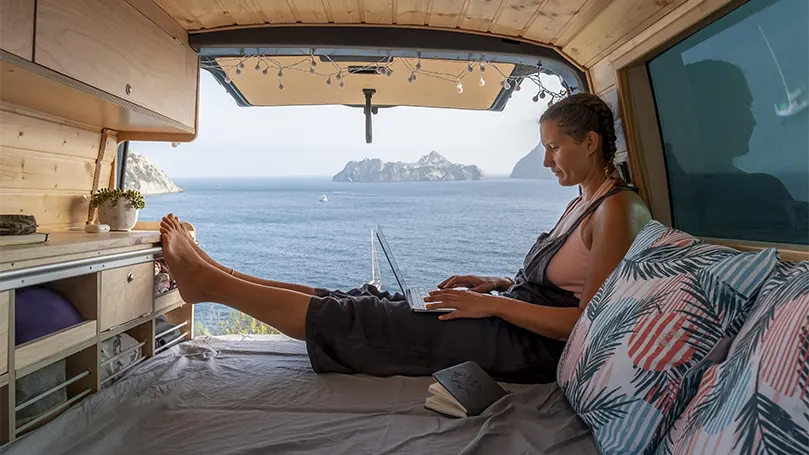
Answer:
[{"left": 305, "top": 285, "right": 565, "bottom": 383}]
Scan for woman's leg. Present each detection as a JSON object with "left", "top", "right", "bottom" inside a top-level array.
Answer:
[
  {"left": 160, "top": 216, "right": 311, "bottom": 339},
  {"left": 164, "top": 215, "right": 317, "bottom": 296}
]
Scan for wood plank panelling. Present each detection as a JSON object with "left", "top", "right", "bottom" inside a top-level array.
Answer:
[
  {"left": 0, "top": 0, "right": 34, "bottom": 60},
  {"left": 427, "top": 0, "right": 465, "bottom": 27},
  {"left": 123, "top": 0, "right": 190, "bottom": 46},
  {"left": 590, "top": 58, "right": 617, "bottom": 94},
  {"left": 563, "top": 0, "right": 689, "bottom": 66},
  {"left": 326, "top": 0, "right": 362, "bottom": 22},
  {"left": 522, "top": 0, "right": 589, "bottom": 44},
  {"left": 551, "top": 0, "right": 613, "bottom": 46},
  {"left": 363, "top": 0, "right": 394, "bottom": 24},
  {"left": 291, "top": 0, "right": 331, "bottom": 22},
  {"left": 182, "top": 0, "right": 239, "bottom": 28},
  {"left": 490, "top": 0, "right": 544, "bottom": 36},
  {"left": 397, "top": 0, "right": 431, "bottom": 24},
  {"left": 460, "top": 0, "right": 505, "bottom": 32},
  {"left": 213, "top": 0, "right": 270, "bottom": 25},
  {"left": 0, "top": 108, "right": 112, "bottom": 232},
  {"left": 0, "top": 110, "right": 101, "bottom": 161},
  {"left": 151, "top": 0, "right": 205, "bottom": 29},
  {"left": 250, "top": 0, "right": 298, "bottom": 23}
]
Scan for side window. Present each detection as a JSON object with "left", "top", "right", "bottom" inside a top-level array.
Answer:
[{"left": 648, "top": 0, "right": 808, "bottom": 245}]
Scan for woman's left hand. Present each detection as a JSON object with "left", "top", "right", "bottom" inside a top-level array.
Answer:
[{"left": 423, "top": 289, "right": 503, "bottom": 320}]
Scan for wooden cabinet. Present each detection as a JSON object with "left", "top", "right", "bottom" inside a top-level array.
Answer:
[
  {"left": 34, "top": 0, "right": 197, "bottom": 128},
  {"left": 100, "top": 262, "right": 153, "bottom": 331},
  {"left": 0, "top": 0, "right": 34, "bottom": 60}
]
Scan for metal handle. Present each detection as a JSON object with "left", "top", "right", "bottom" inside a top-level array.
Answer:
[
  {"left": 125, "top": 84, "right": 132, "bottom": 95},
  {"left": 127, "top": 273, "right": 134, "bottom": 283}
]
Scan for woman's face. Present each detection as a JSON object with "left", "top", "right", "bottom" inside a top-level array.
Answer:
[{"left": 540, "top": 120, "right": 598, "bottom": 187}]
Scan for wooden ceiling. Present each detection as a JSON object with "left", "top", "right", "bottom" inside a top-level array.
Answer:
[{"left": 152, "top": 0, "right": 691, "bottom": 68}]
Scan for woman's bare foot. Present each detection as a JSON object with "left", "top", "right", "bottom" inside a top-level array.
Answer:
[
  {"left": 162, "top": 215, "right": 232, "bottom": 275},
  {"left": 159, "top": 214, "right": 216, "bottom": 304}
]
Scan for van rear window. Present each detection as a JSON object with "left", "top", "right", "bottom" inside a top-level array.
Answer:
[{"left": 648, "top": 0, "right": 808, "bottom": 245}]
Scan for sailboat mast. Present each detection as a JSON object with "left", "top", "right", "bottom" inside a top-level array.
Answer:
[
  {"left": 370, "top": 229, "right": 376, "bottom": 282},
  {"left": 758, "top": 25, "right": 790, "bottom": 95}
]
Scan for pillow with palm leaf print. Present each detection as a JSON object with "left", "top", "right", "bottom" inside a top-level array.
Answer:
[
  {"left": 658, "top": 260, "right": 809, "bottom": 455},
  {"left": 556, "top": 220, "right": 778, "bottom": 455}
]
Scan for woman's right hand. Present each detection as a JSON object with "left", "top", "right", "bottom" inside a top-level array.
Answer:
[{"left": 437, "top": 275, "right": 512, "bottom": 293}]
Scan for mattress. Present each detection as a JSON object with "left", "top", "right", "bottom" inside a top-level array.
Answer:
[{"left": 2, "top": 335, "right": 598, "bottom": 455}]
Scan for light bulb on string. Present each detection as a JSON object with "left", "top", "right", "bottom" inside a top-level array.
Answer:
[
  {"left": 278, "top": 82, "right": 285, "bottom": 91},
  {"left": 514, "top": 83, "right": 521, "bottom": 92},
  {"left": 310, "top": 66, "right": 316, "bottom": 75},
  {"left": 467, "top": 63, "right": 474, "bottom": 73},
  {"left": 339, "top": 79, "right": 345, "bottom": 89},
  {"left": 235, "top": 67, "right": 242, "bottom": 75},
  {"left": 385, "top": 67, "right": 393, "bottom": 77},
  {"left": 480, "top": 63, "right": 486, "bottom": 73},
  {"left": 410, "top": 72, "right": 417, "bottom": 82},
  {"left": 415, "top": 60, "right": 421, "bottom": 71},
  {"left": 238, "top": 61, "right": 245, "bottom": 70},
  {"left": 479, "top": 76, "right": 485, "bottom": 87},
  {"left": 310, "top": 57, "right": 317, "bottom": 68},
  {"left": 254, "top": 62, "right": 261, "bottom": 71},
  {"left": 540, "top": 91, "right": 546, "bottom": 99},
  {"left": 326, "top": 76, "right": 332, "bottom": 86},
  {"left": 456, "top": 80, "right": 463, "bottom": 94},
  {"left": 277, "top": 69, "right": 284, "bottom": 78},
  {"left": 224, "top": 73, "right": 232, "bottom": 84},
  {"left": 532, "top": 94, "right": 539, "bottom": 103},
  {"left": 336, "top": 72, "right": 342, "bottom": 80},
  {"left": 262, "top": 67, "right": 268, "bottom": 76}
]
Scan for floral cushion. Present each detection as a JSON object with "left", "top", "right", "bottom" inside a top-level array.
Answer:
[
  {"left": 557, "top": 220, "right": 778, "bottom": 455},
  {"left": 659, "top": 260, "right": 809, "bottom": 455}
]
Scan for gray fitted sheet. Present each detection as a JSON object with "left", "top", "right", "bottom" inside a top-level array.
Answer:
[{"left": 1, "top": 335, "right": 597, "bottom": 455}]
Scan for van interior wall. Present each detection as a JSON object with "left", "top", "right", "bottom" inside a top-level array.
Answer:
[{"left": 0, "top": 104, "right": 117, "bottom": 232}]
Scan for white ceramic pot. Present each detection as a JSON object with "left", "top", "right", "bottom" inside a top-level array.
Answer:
[{"left": 97, "top": 199, "right": 139, "bottom": 231}]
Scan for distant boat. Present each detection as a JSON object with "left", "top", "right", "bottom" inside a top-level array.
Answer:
[
  {"left": 318, "top": 194, "right": 328, "bottom": 202},
  {"left": 759, "top": 25, "right": 808, "bottom": 117},
  {"left": 367, "top": 228, "right": 382, "bottom": 289}
]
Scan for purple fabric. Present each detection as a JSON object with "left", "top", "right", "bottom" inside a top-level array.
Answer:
[{"left": 15, "top": 286, "right": 84, "bottom": 345}]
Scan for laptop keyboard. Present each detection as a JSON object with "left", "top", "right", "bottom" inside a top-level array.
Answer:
[{"left": 408, "top": 287, "right": 430, "bottom": 310}]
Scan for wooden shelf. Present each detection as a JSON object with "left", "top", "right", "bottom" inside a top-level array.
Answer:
[
  {"left": 0, "top": 230, "right": 161, "bottom": 267},
  {"left": 15, "top": 321, "right": 97, "bottom": 377},
  {"left": 155, "top": 289, "right": 184, "bottom": 314}
]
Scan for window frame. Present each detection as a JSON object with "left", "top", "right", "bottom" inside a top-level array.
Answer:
[{"left": 613, "top": 0, "right": 808, "bottom": 260}]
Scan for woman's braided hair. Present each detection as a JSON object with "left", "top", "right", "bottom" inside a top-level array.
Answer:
[{"left": 540, "top": 93, "right": 618, "bottom": 177}]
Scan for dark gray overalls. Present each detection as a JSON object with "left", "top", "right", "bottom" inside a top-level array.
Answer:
[{"left": 305, "top": 186, "right": 633, "bottom": 383}]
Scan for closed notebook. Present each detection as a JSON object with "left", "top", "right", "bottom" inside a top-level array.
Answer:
[
  {"left": 0, "top": 232, "right": 49, "bottom": 247},
  {"left": 425, "top": 361, "right": 508, "bottom": 418}
]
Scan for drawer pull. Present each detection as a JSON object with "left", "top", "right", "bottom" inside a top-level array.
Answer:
[
  {"left": 125, "top": 83, "right": 133, "bottom": 95},
  {"left": 127, "top": 273, "right": 134, "bottom": 283}
]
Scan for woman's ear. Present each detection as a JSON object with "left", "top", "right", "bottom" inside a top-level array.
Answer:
[{"left": 585, "top": 131, "right": 600, "bottom": 156}]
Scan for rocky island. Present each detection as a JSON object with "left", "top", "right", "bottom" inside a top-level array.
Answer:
[
  {"left": 333, "top": 151, "right": 486, "bottom": 182},
  {"left": 510, "top": 143, "right": 555, "bottom": 179},
  {"left": 124, "top": 151, "right": 183, "bottom": 195}
]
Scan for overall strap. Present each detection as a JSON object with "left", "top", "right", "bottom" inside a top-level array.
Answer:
[{"left": 557, "top": 185, "right": 637, "bottom": 240}]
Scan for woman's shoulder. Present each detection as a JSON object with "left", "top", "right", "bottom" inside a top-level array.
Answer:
[{"left": 593, "top": 187, "right": 651, "bottom": 230}]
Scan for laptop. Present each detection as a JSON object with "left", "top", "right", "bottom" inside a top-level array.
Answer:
[{"left": 375, "top": 225, "right": 453, "bottom": 313}]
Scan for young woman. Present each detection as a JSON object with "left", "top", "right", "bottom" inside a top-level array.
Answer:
[{"left": 160, "top": 93, "right": 651, "bottom": 383}]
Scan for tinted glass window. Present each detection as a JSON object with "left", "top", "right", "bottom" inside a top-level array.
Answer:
[{"left": 648, "top": 0, "right": 808, "bottom": 244}]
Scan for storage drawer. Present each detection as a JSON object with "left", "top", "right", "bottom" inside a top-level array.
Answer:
[
  {"left": 34, "top": 0, "right": 197, "bottom": 127},
  {"left": 100, "top": 262, "right": 153, "bottom": 331},
  {"left": 0, "top": 0, "right": 34, "bottom": 60}
]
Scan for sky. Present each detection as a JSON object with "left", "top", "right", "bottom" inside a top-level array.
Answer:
[{"left": 134, "top": 70, "right": 563, "bottom": 178}]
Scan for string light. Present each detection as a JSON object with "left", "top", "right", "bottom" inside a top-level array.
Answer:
[{"left": 206, "top": 53, "right": 570, "bottom": 103}]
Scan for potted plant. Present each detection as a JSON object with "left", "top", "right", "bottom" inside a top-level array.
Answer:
[{"left": 90, "top": 188, "right": 146, "bottom": 231}]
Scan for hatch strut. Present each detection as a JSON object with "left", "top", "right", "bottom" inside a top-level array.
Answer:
[{"left": 363, "top": 88, "right": 378, "bottom": 144}]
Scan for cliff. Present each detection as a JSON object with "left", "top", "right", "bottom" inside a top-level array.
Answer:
[
  {"left": 510, "top": 143, "right": 555, "bottom": 179},
  {"left": 333, "top": 151, "right": 486, "bottom": 182},
  {"left": 124, "top": 151, "right": 183, "bottom": 195}
]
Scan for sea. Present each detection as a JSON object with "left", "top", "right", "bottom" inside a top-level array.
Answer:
[{"left": 139, "top": 177, "right": 578, "bottom": 333}]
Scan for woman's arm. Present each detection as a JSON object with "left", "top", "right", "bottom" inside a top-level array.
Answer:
[{"left": 494, "top": 298, "right": 583, "bottom": 340}]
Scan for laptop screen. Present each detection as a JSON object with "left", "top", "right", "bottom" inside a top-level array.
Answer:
[{"left": 375, "top": 226, "right": 408, "bottom": 293}]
